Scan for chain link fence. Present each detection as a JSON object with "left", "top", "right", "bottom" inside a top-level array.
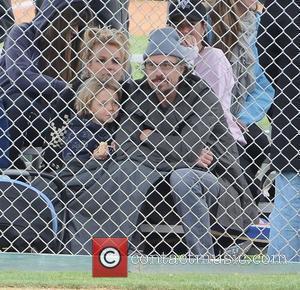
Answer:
[{"left": 0, "top": 0, "right": 299, "bottom": 262}]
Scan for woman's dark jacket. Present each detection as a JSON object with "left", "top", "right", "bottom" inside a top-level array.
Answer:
[
  {"left": 0, "top": 0, "right": 89, "bottom": 112},
  {"left": 0, "top": 0, "right": 14, "bottom": 43},
  {"left": 257, "top": 0, "right": 299, "bottom": 172}
]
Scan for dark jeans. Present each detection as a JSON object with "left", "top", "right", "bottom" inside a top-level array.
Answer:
[{"left": 238, "top": 123, "right": 270, "bottom": 201}]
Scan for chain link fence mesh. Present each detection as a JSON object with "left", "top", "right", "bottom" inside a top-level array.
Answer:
[{"left": 0, "top": 0, "right": 299, "bottom": 262}]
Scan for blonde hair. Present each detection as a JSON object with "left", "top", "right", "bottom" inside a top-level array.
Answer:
[
  {"left": 74, "top": 78, "right": 122, "bottom": 117},
  {"left": 210, "top": 0, "right": 242, "bottom": 57},
  {"left": 81, "top": 27, "right": 130, "bottom": 73}
]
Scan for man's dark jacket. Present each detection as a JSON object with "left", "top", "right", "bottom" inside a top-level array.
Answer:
[{"left": 115, "top": 74, "right": 258, "bottom": 233}]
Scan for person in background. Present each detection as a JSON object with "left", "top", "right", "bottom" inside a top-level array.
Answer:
[
  {"left": 210, "top": 0, "right": 275, "bottom": 200},
  {"left": 35, "top": 0, "right": 130, "bottom": 32},
  {"left": 0, "top": 0, "right": 14, "bottom": 43},
  {"left": 257, "top": 0, "right": 300, "bottom": 262},
  {"left": 0, "top": 0, "right": 92, "bottom": 169},
  {"left": 168, "top": 0, "right": 246, "bottom": 145},
  {"left": 89, "top": 0, "right": 130, "bottom": 32}
]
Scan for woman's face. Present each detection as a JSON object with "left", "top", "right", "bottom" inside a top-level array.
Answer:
[{"left": 87, "top": 43, "right": 125, "bottom": 82}]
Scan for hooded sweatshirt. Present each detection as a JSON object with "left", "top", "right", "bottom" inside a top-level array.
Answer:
[{"left": 0, "top": 0, "right": 91, "bottom": 105}]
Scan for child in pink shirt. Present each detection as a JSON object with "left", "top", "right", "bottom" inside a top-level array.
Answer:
[
  {"left": 168, "top": 1, "right": 246, "bottom": 145},
  {"left": 194, "top": 47, "right": 246, "bottom": 144}
]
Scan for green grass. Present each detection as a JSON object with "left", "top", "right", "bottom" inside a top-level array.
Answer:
[
  {"left": 1, "top": 272, "right": 300, "bottom": 289},
  {"left": 257, "top": 116, "right": 271, "bottom": 131},
  {"left": 131, "top": 62, "right": 144, "bottom": 80},
  {"left": 129, "top": 35, "right": 147, "bottom": 80},
  {"left": 129, "top": 35, "right": 147, "bottom": 55}
]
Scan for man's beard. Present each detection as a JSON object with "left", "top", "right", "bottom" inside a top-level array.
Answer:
[{"left": 149, "top": 78, "right": 173, "bottom": 95}]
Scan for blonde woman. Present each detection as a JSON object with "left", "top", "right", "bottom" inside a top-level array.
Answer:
[
  {"left": 50, "top": 27, "right": 130, "bottom": 171},
  {"left": 80, "top": 27, "right": 130, "bottom": 83}
]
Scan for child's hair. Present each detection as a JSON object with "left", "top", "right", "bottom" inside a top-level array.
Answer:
[
  {"left": 74, "top": 78, "right": 122, "bottom": 117},
  {"left": 81, "top": 27, "right": 130, "bottom": 73}
]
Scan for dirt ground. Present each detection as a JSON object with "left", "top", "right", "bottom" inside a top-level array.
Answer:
[
  {"left": 128, "top": 0, "right": 167, "bottom": 35},
  {"left": 11, "top": 0, "right": 168, "bottom": 36}
]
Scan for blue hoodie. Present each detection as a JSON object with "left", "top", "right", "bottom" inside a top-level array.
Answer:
[
  {"left": 0, "top": 0, "right": 91, "bottom": 105},
  {"left": 237, "top": 13, "right": 275, "bottom": 126}
]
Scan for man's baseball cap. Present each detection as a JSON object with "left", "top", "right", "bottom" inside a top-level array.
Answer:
[
  {"left": 168, "top": 0, "right": 207, "bottom": 24},
  {"left": 143, "top": 27, "right": 188, "bottom": 60}
]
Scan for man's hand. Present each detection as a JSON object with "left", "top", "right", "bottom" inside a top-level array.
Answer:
[
  {"left": 140, "top": 129, "right": 153, "bottom": 142},
  {"left": 197, "top": 148, "right": 214, "bottom": 168}
]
